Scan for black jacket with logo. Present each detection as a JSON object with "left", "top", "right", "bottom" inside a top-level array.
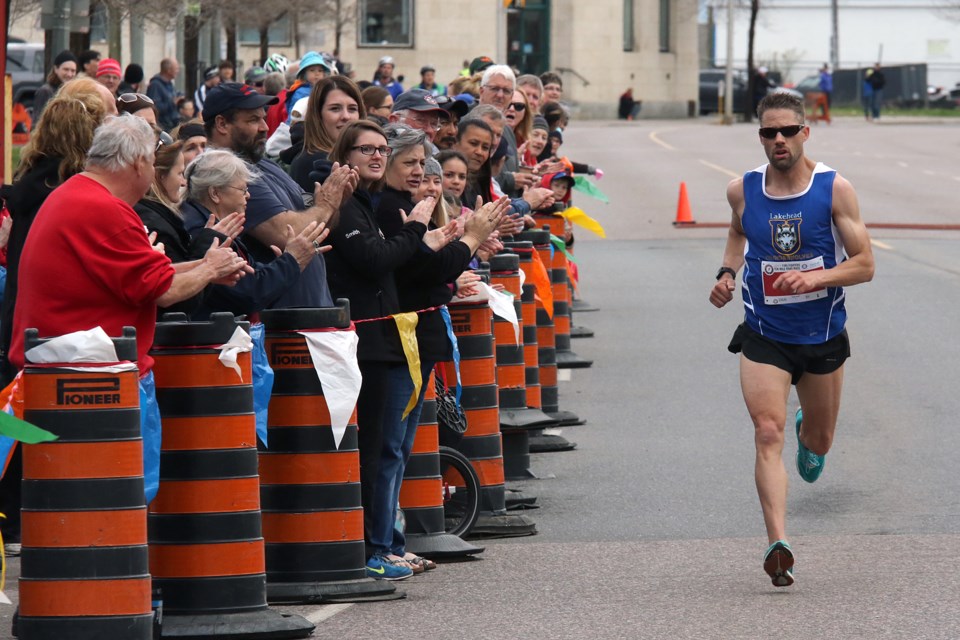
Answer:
[{"left": 325, "top": 189, "right": 427, "bottom": 363}]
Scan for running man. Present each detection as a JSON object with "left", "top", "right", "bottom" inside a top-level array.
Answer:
[{"left": 709, "top": 92, "right": 874, "bottom": 587}]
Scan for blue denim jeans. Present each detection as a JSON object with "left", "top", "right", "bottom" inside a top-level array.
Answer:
[{"left": 369, "top": 360, "right": 433, "bottom": 556}]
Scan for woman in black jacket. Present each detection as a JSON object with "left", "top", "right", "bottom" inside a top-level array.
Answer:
[
  {"left": 325, "top": 120, "right": 455, "bottom": 580},
  {"left": 374, "top": 125, "right": 506, "bottom": 572}
]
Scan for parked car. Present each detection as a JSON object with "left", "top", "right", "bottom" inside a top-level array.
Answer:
[
  {"left": 699, "top": 69, "right": 748, "bottom": 114},
  {"left": 6, "top": 42, "right": 46, "bottom": 115},
  {"left": 793, "top": 75, "right": 824, "bottom": 99},
  {"left": 699, "top": 68, "right": 800, "bottom": 115}
]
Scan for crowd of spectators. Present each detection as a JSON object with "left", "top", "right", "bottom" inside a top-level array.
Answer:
[{"left": 0, "top": 50, "right": 602, "bottom": 579}]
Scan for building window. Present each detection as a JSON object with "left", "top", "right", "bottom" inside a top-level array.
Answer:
[
  {"left": 623, "top": 0, "right": 634, "bottom": 52},
  {"left": 89, "top": 2, "right": 107, "bottom": 43},
  {"left": 659, "top": 0, "right": 670, "bottom": 52},
  {"left": 238, "top": 14, "right": 292, "bottom": 46},
  {"left": 359, "top": 0, "right": 414, "bottom": 47}
]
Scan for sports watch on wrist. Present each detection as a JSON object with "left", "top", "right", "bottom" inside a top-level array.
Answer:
[{"left": 716, "top": 267, "right": 737, "bottom": 281}]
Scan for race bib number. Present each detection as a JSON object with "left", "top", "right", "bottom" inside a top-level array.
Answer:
[{"left": 761, "top": 256, "right": 827, "bottom": 305}]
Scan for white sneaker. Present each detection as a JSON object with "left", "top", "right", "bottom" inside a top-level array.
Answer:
[{"left": 4, "top": 543, "right": 21, "bottom": 557}]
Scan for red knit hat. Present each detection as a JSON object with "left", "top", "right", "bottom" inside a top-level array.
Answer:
[{"left": 96, "top": 58, "right": 122, "bottom": 78}]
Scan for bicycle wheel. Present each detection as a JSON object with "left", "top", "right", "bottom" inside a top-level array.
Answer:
[{"left": 438, "top": 446, "right": 481, "bottom": 538}]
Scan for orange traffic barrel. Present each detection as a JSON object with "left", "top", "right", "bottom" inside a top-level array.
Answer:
[
  {"left": 19, "top": 327, "right": 154, "bottom": 639},
  {"left": 534, "top": 215, "right": 599, "bottom": 326},
  {"left": 259, "top": 302, "right": 400, "bottom": 603},
  {"left": 509, "top": 245, "right": 543, "bottom": 410},
  {"left": 518, "top": 230, "right": 585, "bottom": 428},
  {"left": 549, "top": 238, "right": 593, "bottom": 370},
  {"left": 490, "top": 249, "right": 556, "bottom": 480},
  {"left": 149, "top": 313, "right": 314, "bottom": 638},
  {"left": 399, "top": 370, "right": 484, "bottom": 558},
  {"left": 441, "top": 291, "right": 536, "bottom": 538}
]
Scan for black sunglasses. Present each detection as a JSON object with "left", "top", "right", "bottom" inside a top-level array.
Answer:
[
  {"left": 508, "top": 102, "right": 526, "bottom": 111},
  {"left": 758, "top": 124, "right": 805, "bottom": 139}
]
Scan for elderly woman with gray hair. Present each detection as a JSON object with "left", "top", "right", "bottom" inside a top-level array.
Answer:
[
  {"left": 180, "top": 149, "right": 328, "bottom": 319},
  {"left": 373, "top": 123, "right": 507, "bottom": 574}
]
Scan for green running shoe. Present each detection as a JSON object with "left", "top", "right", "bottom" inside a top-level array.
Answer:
[
  {"left": 763, "top": 540, "right": 795, "bottom": 587},
  {"left": 795, "top": 408, "right": 825, "bottom": 483}
]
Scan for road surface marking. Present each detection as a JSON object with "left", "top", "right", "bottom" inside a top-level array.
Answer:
[
  {"left": 306, "top": 603, "right": 353, "bottom": 624},
  {"left": 699, "top": 159, "right": 740, "bottom": 179},
  {"left": 897, "top": 161, "right": 909, "bottom": 168},
  {"left": 871, "top": 239, "right": 893, "bottom": 250},
  {"left": 649, "top": 129, "right": 676, "bottom": 151},
  {"left": 558, "top": 369, "right": 572, "bottom": 382}
]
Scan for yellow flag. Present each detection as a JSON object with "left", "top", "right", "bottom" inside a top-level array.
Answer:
[
  {"left": 559, "top": 206, "right": 606, "bottom": 238},
  {"left": 392, "top": 312, "right": 422, "bottom": 419}
]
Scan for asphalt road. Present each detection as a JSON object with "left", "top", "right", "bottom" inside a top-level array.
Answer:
[{"left": 3, "top": 117, "right": 959, "bottom": 639}]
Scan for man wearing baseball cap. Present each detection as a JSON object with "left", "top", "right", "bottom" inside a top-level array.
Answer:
[
  {"left": 434, "top": 95, "right": 470, "bottom": 151},
  {"left": 197, "top": 82, "right": 357, "bottom": 309},
  {"left": 194, "top": 65, "right": 221, "bottom": 115},
  {"left": 373, "top": 56, "right": 403, "bottom": 100},
  {"left": 468, "top": 56, "right": 495, "bottom": 77},
  {"left": 389, "top": 88, "right": 448, "bottom": 147},
  {"left": 413, "top": 64, "right": 445, "bottom": 97}
]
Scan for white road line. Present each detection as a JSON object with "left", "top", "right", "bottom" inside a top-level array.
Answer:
[
  {"left": 871, "top": 239, "right": 893, "bottom": 250},
  {"left": 953, "top": 176, "right": 960, "bottom": 182},
  {"left": 649, "top": 129, "right": 676, "bottom": 151},
  {"left": 897, "top": 161, "right": 909, "bottom": 168},
  {"left": 698, "top": 159, "right": 740, "bottom": 179},
  {"left": 558, "top": 369, "right": 572, "bottom": 382},
  {"left": 305, "top": 603, "right": 353, "bottom": 624}
]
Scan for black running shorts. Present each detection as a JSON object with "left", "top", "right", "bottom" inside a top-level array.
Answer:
[{"left": 727, "top": 322, "right": 850, "bottom": 385}]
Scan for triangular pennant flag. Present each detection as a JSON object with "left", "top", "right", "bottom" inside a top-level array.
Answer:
[
  {"left": 0, "top": 411, "right": 57, "bottom": 445},
  {"left": 392, "top": 313, "right": 422, "bottom": 420},
  {"left": 550, "top": 234, "right": 578, "bottom": 264},
  {"left": 481, "top": 282, "right": 520, "bottom": 346},
  {"left": 573, "top": 176, "right": 610, "bottom": 203},
  {"left": 529, "top": 251, "right": 554, "bottom": 319},
  {"left": 298, "top": 330, "right": 363, "bottom": 449},
  {"left": 559, "top": 206, "right": 607, "bottom": 238}
]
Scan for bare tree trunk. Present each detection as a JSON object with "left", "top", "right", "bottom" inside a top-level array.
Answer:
[
  {"left": 259, "top": 26, "right": 269, "bottom": 66},
  {"left": 334, "top": 0, "right": 343, "bottom": 54},
  {"left": 225, "top": 17, "right": 237, "bottom": 66},
  {"left": 108, "top": 1, "right": 123, "bottom": 60},
  {"left": 745, "top": 0, "right": 759, "bottom": 122}
]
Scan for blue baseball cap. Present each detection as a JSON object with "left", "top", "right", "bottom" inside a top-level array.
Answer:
[{"left": 202, "top": 82, "right": 278, "bottom": 122}]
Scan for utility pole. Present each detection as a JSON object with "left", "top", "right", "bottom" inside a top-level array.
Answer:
[
  {"left": 830, "top": 0, "right": 839, "bottom": 70},
  {"left": 722, "top": 0, "right": 734, "bottom": 125}
]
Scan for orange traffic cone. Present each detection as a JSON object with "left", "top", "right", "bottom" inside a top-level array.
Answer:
[{"left": 673, "top": 182, "right": 695, "bottom": 225}]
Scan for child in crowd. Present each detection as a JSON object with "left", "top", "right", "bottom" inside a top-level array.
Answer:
[{"left": 284, "top": 51, "right": 333, "bottom": 123}]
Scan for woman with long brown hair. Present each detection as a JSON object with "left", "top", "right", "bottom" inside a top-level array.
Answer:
[{"left": 289, "top": 75, "right": 366, "bottom": 191}]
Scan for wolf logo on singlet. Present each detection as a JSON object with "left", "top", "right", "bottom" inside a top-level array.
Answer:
[{"left": 741, "top": 162, "right": 848, "bottom": 344}]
